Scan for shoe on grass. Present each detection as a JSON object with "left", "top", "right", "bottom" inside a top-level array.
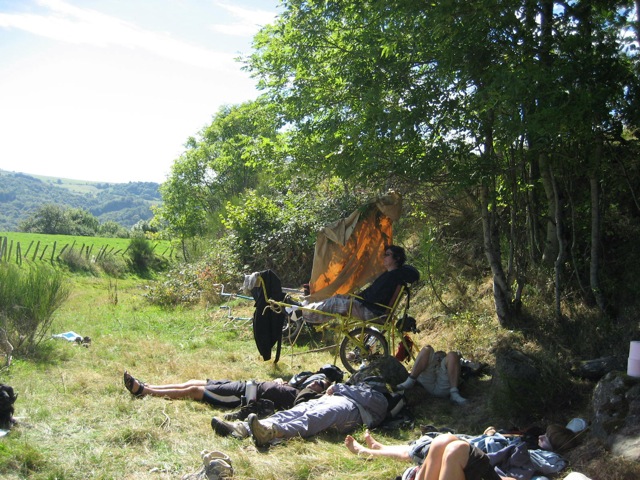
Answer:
[
  {"left": 395, "top": 376, "right": 416, "bottom": 391},
  {"left": 210, "top": 417, "right": 249, "bottom": 439},
  {"left": 204, "top": 458, "right": 233, "bottom": 479},
  {"left": 247, "top": 413, "right": 279, "bottom": 447},
  {"left": 449, "top": 390, "right": 468, "bottom": 405}
]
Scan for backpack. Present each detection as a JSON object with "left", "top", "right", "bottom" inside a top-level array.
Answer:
[
  {"left": 0, "top": 384, "right": 17, "bottom": 430},
  {"left": 289, "top": 364, "right": 345, "bottom": 389}
]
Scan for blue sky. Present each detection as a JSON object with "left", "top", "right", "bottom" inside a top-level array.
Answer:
[{"left": 0, "top": 0, "right": 279, "bottom": 183}]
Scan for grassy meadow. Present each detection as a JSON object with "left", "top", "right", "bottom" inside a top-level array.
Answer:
[
  {"left": 2, "top": 272, "right": 638, "bottom": 479},
  {"left": 1, "top": 275, "right": 417, "bottom": 480},
  {"left": 0, "top": 232, "right": 174, "bottom": 264}
]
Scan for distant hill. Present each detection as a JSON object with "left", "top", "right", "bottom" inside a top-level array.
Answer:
[{"left": 0, "top": 169, "right": 162, "bottom": 231}]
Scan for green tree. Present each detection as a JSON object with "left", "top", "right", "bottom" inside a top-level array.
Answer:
[
  {"left": 19, "top": 204, "right": 72, "bottom": 234},
  {"left": 155, "top": 98, "right": 286, "bottom": 260},
  {"left": 248, "top": 0, "right": 639, "bottom": 324}
]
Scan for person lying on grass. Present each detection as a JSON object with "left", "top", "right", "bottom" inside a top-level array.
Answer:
[
  {"left": 210, "top": 380, "right": 389, "bottom": 448},
  {"left": 345, "top": 424, "right": 580, "bottom": 480},
  {"left": 123, "top": 369, "right": 333, "bottom": 420}
]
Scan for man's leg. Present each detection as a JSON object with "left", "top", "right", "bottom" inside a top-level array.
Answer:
[
  {"left": 396, "top": 345, "right": 435, "bottom": 390},
  {"left": 125, "top": 375, "right": 207, "bottom": 400},
  {"left": 141, "top": 384, "right": 206, "bottom": 400},
  {"left": 249, "top": 396, "right": 361, "bottom": 446},
  {"left": 444, "top": 352, "right": 468, "bottom": 405}
]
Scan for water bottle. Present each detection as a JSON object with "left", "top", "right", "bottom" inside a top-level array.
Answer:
[{"left": 245, "top": 380, "right": 257, "bottom": 403}]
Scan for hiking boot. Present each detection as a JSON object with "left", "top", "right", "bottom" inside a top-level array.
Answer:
[
  {"left": 223, "top": 404, "right": 255, "bottom": 421},
  {"left": 203, "top": 458, "right": 233, "bottom": 479},
  {"left": 248, "top": 413, "right": 280, "bottom": 447},
  {"left": 223, "top": 399, "right": 275, "bottom": 421},
  {"left": 210, "top": 417, "right": 249, "bottom": 439}
]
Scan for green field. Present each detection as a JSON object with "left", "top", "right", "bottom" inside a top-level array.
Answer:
[{"left": 0, "top": 232, "right": 174, "bottom": 263}]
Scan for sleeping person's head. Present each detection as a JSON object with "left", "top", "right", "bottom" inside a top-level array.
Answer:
[{"left": 538, "top": 424, "right": 580, "bottom": 453}]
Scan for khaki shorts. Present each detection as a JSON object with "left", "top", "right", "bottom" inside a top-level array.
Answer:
[{"left": 416, "top": 350, "right": 450, "bottom": 397}]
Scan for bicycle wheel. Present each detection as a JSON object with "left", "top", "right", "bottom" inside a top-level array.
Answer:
[
  {"left": 339, "top": 327, "right": 389, "bottom": 373},
  {"left": 282, "top": 315, "right": 303, "bottom": 342}
]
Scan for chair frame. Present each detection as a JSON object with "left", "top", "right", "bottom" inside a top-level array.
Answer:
[{"left": 260, "top": 280, "right": 416, "bottom": 373}]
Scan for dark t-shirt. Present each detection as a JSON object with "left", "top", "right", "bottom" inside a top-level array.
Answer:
[{"left": 359, "top": 268, "right": 404, "bottom": 313}]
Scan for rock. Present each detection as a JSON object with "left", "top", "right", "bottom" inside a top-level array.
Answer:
[
  {"left": 591, "top": 371, "right": 640, "bottom": 462},
  {"left": 573, "top": 356, "right": 625, "bottom": 381}
]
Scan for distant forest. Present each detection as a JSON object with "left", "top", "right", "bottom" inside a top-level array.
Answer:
[{"left": 0, "top": 170, "right": 161, "bottom": 231}]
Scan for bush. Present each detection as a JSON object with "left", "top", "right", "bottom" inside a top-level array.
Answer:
[
  {"left": 0, "top": 263, "right": 70, "bottom": 354},
  {"left": 96, "top": 252, "right": 128, "bottom": 278},
  {"left": 126, "top": 236, "right": 169, "bottom": 276},
  {"left": 58, "top": 247, "right": 99, "bottom": 275},
  {"left": 143, "top": 264, "right": 202, "bottom": 307}
]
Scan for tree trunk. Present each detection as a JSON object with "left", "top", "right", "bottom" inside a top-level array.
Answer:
[
  {"left": 480, "top": 183, "right": 512, "bottom": 326},
  {"left": 539, "top": 153, "right": 558, "bottom": 265},
  {"left": 590, "top": 143, "right": 605, "bottom": 312},
  {"left": 550, "top": 166, "right": 565, "bottom": 320}
]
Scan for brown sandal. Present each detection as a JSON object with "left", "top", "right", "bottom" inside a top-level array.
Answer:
[{"left": 123, "top": 370, "right": 145, "bottom": 396}]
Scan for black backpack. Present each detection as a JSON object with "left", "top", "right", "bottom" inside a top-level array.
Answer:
[{"left": 0, "top": 384, "right": 17, "bottom": 430}]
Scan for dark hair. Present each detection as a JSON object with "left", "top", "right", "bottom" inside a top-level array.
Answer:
[
  {"left": 546, "top": 424, "right": 580, "bottom": 452},
  {"left": 385, "top": 245, "right": 406, "bottom": 266}
]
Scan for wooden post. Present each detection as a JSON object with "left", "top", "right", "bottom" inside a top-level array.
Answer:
[
  {"left": 25, "top": 240, "right": 34, "bottom": 258},
  {"left": 32, "top": 240, "right": 40, "bottom": 261},
  {"left": 57, "top": 244, "right": 69, "bottom": 260},
  {"left": 40, "top": 245, "right": 48, "bottom": 261},
  {"left": 51, "top": 241, "right": 57, "bottom": 263}
]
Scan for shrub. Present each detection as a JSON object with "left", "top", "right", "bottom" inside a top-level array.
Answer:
[
  {"left": 58, "top": 247, "right": 99, "bottom": 275},
  {"left": 0, "top": 263, "right": 70, "bottom": 354},
  {"left": 143, "top": 263, "right": 202, "bottom": 306},
  {"left": 96, "top": 252, "right": 128, "bottom": 278},
  {"left": 126, "top": 236, "right": 169, "bottom": 276}
]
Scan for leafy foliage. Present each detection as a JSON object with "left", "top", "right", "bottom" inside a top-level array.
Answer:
[{"left": 126, "top": 236, "right": 168, "bottom": 276}]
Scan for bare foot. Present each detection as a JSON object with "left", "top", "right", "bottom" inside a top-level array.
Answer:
[
  {"left": 344, "top": 435, "right": 368, "bottom": 456},
  {"left": 364, "top": 429, "right": 383, "bottom": 450}
]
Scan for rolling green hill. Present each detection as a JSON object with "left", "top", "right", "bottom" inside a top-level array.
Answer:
[{"left": 0, "top": 169, "right": 162, "bottom": 231}]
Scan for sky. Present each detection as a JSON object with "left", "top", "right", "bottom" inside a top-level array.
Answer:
[{"left": 0, "top": 0, "right": 279, "bottom": 184}]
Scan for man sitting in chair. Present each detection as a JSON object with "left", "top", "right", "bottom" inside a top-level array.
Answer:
[{"left": 301, "top": 245, "right": 419, "bottom": 324}]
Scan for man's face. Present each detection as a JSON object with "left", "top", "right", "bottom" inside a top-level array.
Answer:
[
  {"left": 538, "top": 434, "right": 553, "bottom": 450},
  {"left": 308, "top": 379, "right": 329, "bottom": 393},
  {"left": 383, "top": 250, "right": 396, "bottom": 269}
]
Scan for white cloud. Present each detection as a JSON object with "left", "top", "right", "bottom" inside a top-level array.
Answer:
[
  {"left": 0, "top": 0, "right": 236, "bottom": 72},
  {"left": 209, "top": 2, "right": 277, "bottom": 37}
]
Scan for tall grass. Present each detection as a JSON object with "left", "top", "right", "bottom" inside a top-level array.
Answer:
[{"left": 0, "top": 263, "right": 70, "bottom": 354}]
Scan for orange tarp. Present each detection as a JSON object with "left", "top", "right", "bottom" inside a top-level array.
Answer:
[{"left": 306, "top": 191, "right": 402, "bottom": 301}]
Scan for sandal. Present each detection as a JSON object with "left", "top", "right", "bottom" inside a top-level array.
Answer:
[{"left": 123, "top": 370, "right": 146, "bottom": 396}]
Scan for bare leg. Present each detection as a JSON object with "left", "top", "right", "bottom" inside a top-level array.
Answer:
[
  {"left": 145, "top": 379, "right": 208, "bottom": 390},
  {"left": 445, "top": 352, "right": 461, "bottom": 388},
  {"left": 344, "top": 434, "right": 412, "bottom": 461},
  {"left": 397, "top": 346, "right": 436, "bottom": 390},
  {"left": 128, "top": 376, "right": 206, "bottom": 400},
  {"left": 415, "top": 434, "right": 467, "bottom": 480},
  {"left": 364, "top": 429, "right": 384, "bottom": 449},
  {"left": 409, "top": 345, "right": 435, "bottom": 378}
]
